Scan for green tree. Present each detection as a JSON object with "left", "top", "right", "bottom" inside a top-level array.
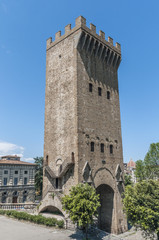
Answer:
[
  {"left": 123, "top": 180, "right": 159, "bottom": 239},
  {"left": 62, "top": 183, "right": 100, "bottom": 240},
  {"left": 135, "top": 160, "right": 146, "bottom": 181},
  {"left": 124, "top": 174, "right": 133, "bottom": 186},
  {"left": 144, "top": 143, "right": 159, "bottom": 179},
  {"left": 34, "top": 157, "right": 43, "bottom": 196}
]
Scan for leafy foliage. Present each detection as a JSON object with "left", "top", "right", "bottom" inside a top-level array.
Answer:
[
  {"left": 135, "top": 143, "right": 159, "bottom": 181},
  {"left": 123, "top": 180, "right": 159, "bottom": 239},
  {"left": 135, "top": 160, "right": 146, "bottom": 181},
  {"left": 34, "top": 157, "right": 43, "bottom": 195},
  {"left": 144, "top": 143, "right": 159, "bottom": 179},
  {"left": 62, "top": 183, "right": 100, "bottom": 239},
  {"left": 124, "top": 174, "right": 133, "bottom": 186},
  {"left": 0, "top": 210, "right": 64, "bottom": 228}
]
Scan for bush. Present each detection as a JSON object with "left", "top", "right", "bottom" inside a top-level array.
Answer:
[{"left": 0, "top": 210, "right": 64, "bottom": 228}]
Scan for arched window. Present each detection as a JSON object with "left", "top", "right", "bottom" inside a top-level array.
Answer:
[
  {"left": 107, "top": 91, "right": 110, "bottom": 99},
  {"left": 110, "top": 144, "right": 113, "bottom": 154},
  {"left": 89, "top": 83, "right": 93, "bottom": 92},
  {"left": 101, "top": 143, "right": 104, "bottom": 153},
  {"left": 91, "top": 142, "right": 94, "bottom": 152}
]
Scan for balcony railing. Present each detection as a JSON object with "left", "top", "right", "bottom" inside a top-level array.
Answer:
[{"left": 0, "top": 203, "right": 37, "bottom": 210}]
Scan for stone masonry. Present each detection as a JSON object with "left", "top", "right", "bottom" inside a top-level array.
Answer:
[{"left": 41, "top": 16, "right": 127, "bottom": 234}]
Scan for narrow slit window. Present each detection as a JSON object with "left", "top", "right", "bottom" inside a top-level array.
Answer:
[
  {"left": 107, "top": 91, "right": 110, "bottom": 99},
  {"left": 56, "top": 178, "right": 58, "bottom": 189},
  {"left": 89, "top": 83, "right": 93, "bottom": 92},
  {"left": 101, "top": 143, "right": 104, "bottom": 153},
  {"left": 110, "top": 144, "right": 113, "bottom": 154},
  {"left": 98, "top": 87, "right": 102, "bottom": 96},
  {"left": 91, "top": 142, "right": 94, "bottom": 152}
]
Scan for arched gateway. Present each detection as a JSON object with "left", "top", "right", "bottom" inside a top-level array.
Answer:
[
  {"left": 42, "top": 16, "right": 128, "bottom": 234},
  {"left": 97, "top": 184, "right": 114, "bottom": 232}
]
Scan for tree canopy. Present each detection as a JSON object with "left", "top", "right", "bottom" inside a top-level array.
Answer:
[
  {"left": 124, "top": 174, "right": 133, "bottom": 186},
  {"left": 135, "top": 143, "right": 159, "bottom": 181},
  {"left": 34, "top": 156, "right": 43, "bottom": 196},
  {"left": 62, "top": 183, "right": 100, "bottom": 239},
  {"left": 123, "top": 180, "right": 159, "bottom": 239}
]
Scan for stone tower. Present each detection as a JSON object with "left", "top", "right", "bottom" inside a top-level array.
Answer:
[{"left": 41, "top": 16, "right": 127, "bottom": 234}]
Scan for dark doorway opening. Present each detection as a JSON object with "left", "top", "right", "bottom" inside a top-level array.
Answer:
[
  {"left": 12, "top": 196, "right": 18, "bottom": 203},
  {"left": 96, "top": 184, "right": 114, "bottom": 233}
]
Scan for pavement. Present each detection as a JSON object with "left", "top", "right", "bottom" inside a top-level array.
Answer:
[{"left": 0, "top": 215, "right": 157, "bottom": 240}]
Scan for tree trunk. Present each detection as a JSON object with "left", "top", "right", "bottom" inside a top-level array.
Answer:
[{"left": 85, "top": 225, "right": 88, "bottom": 240}]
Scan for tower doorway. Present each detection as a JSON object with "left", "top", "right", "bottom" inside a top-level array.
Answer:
[{"left": 96, "top": 184, "right": 114, "bottom": 232}]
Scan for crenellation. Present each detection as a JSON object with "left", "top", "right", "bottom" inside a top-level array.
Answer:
[
  {"left": 90, "top": 23, "right": 96, "bottom": 33},
  {"left": 55, "top": 31, "right": 61, "bottom": 40},
  {"left": 65, "top": 24, "right": 71, "bottom": 34},
  {"left": 99, "top": 30, "right": 105, "bottom": 40},
  {"left": 108, "top": 36, "right": 113, "bottom": 45},
  {"left": 75, "top": 15, "right": 86, "bottom": 26},
  {"left": 47, "top": 16, "right": 121, "bottom": 54},
  {"left": 46, "top": 37, "right": 52, "bottom": 48},
  {"left": 116, "top": 42, "right": 121, "bottom": 51}
]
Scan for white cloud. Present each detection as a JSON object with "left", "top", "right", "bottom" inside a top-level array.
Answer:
[
  {"left": 23, "top": 158, "right": 34, "bottom": 163},
  {"left": 0, "top": 141, "right": 24, "bottom": 157}
]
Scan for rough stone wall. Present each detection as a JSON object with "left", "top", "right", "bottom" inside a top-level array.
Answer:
[
  {"left": 76, "top": 40, "right": 126, "bottom": 234},
  {"left": 43, "top": 16, "right": 127, "bottom": 234},
  {"left": 43, "top": 30, "right": 82, "bottom": 195}
]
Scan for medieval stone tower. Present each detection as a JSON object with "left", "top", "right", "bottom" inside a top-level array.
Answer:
[{"left": 40, "top": 16, "right": 127, "bottom": 234}]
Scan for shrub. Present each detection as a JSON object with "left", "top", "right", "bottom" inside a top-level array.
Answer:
[{"left": 0, "top": 210, "right": 64, "bottom": 228}]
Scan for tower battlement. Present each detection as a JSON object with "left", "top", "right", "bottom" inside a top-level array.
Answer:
[{"left": 46, "top": 16, "right": 121, "bottom": 54}]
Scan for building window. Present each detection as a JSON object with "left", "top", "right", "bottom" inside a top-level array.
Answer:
[
  {"left": 3, "top": 178, "right": 7, "bottom": 186},
  {"left": 24, "top": 178, "right": 28, "bottom": 185},
  {"left": 14, "top": 178, "right": 18, "bottom": 185},
  {"left": 107, "top": 91, "right": 110, "bottom": 99},
  {"left": 23, "top": 195, "right": 27, "bottom": 203},
  {"left": 110, "top": 144, "right": 113, "bottom": 154},
  {"left": 15, "top": 171, "right": 18, "bottom": 174},
  {"left": 101, "top": 143, "right": 104, "bottom": 153},
  {"left": 56, "top": 178, "right": 58, "bottom": 189},
  {"left": 4, "top": 170, "right": 8, "bottom": 174},
  {"left": 24, "top": 171, "right": 28, "bottom": 174},
  {"left": 98, "top": 87, "right": 102, "bottom": 96},
  {"left": 89, "top": 83, "right": 93, "bottom": 92},
  {"left": 46, "top": 155, "right": 48, "bottom": 166},
  {"left": 2, "top": 192, "right": 7, "bottom": 203},
  {"left": 91, "top": 142, "right": 94, "bottom": 152}
]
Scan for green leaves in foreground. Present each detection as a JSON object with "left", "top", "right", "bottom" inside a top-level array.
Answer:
[
  {"left": 62, "top": 183, "right": 100, "bottom": 228},
  {"left": 123, "top": 180, "right": 159, "bottom": 238}
]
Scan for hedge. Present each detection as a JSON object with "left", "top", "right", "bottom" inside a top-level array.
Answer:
[{"left": 0, "top": 210, "right": 64, "bottom": 228}]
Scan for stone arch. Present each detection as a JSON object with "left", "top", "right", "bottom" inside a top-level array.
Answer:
[
  {"left": 93, "top": 168, "right": 116, "bottom": 233},
  {"left": 40, "top": 205, "right": 64, "bottom": 216},
  {"left": 96, "top": 184, "right": 114, "bottom": 232}
]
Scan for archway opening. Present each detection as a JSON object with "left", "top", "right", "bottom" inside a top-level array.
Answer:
[
  {"left": 40, "top": 205, "right": 64, "bottom": 217},
  {"left": 96, "top": 184, "right": 114, "bottom": 232}
]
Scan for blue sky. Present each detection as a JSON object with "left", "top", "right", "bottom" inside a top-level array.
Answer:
[{"left": 0, "top": 0, "right": 159, "bottom": 163}]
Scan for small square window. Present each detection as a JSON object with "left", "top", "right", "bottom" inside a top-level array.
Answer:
[
  {"left": 89, "top": 83, "right": 93, "bottom": 92},
  {"left": 4, "top": 170, "right": 8, "bottom": 174},
  {"left": 101, "top": 143, "right": 104, "bottom": 153},
  {"left": 24, "top": 171, "right": 28, "bottom": 174},
  {"left": 107, "top": 91, "right": 110, "bottom": 99},
  {"left": 91, "top": 142, "right": 94, "bottom": 152},
  {"left": 98, "top": 87, "right": 102, "bottom": 96},
  {"left": 15, "top": 171, "right": 18, "bottom": 174}
]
